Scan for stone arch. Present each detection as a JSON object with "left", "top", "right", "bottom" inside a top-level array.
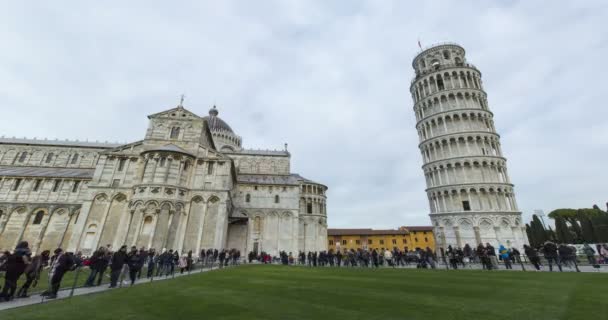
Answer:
[
  {"left": 81, "top": 223, "right": 99, "bottom": 252},
  {"left": 98, "top": 192, "right": 129, "bottom": 249},
  {"left": 94, "top": 193, "right": 109, "bottom": 202},
  {"left": 129, "top": 200, "right": 144, "bottom": 209},
  {"left": 200, "top": 195, "right": 220, "bottom": 248}
]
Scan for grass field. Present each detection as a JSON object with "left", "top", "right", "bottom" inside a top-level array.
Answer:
[{"left": 3, "top": 265, "right": 608, "bottom": 320}]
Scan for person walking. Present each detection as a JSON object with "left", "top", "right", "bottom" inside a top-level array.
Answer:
[
  {"left": 0, "top": 241, "right": 31, "bottom": 301},
  {"left": 542, "top": 241, "right": 562, "bottom": 272},
  {"left": 17, "top": 250, "right": 50, "bottom": 298},
  {"left": 109, "top": 245, "right": 128, "bottom": 288},
  {"left": 582, "top": 243, "right": 596, "bottom": 265},
  {"left": 523, "top": 245, "right": 541, "bottom": 271}
]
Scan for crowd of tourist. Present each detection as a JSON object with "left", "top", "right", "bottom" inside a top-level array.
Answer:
[
  {"left": 0, "top": 241, "right": 241, "bottom": 302},
  {"left": 249, "top": 241, "right": 608, "bottom": 273},
  {"left": 1, "top": 240, "right": 607, "bottom": 303}
]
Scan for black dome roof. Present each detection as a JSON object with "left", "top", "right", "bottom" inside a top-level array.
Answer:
[{"left": 202, "top": 106, "right": 234, "bottom": 133}]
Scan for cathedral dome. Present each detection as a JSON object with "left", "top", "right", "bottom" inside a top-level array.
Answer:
[
  {"left": 203, "top": 106, "right": 234, "bottom": 133},
  {"left": 202, "top": 106, "right": 242, "bottom": 151}
]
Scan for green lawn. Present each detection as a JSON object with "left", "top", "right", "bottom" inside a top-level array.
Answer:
[{"left": 4, "top": 265, "right": 608, "bottom": 320}]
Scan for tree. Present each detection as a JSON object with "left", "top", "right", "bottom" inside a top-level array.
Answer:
[
  {"left": 525, "top": 224, "right": 538, "bottom": 247},
  {"left": 546, "top": 226, "right": 557, "bottom": 242},
  {"left": 591, "top": 213, "right": 608, "bottom": 242},
  {"left": 528, "top": 215, "right": 548, "bottom": 247},
  {"left": 548, "top": 208, "right": 578, "bottom": 223},
  {"left": 569, "top": 219, "right": 583, "bottom": 242},
  {"left": 578, "top": 210, "right": 596, "bottom": 243},
  {"left": 555, "top": 216, "right": 573, "bottom": 244}
]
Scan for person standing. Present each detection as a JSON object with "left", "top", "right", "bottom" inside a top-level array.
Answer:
[
  {"left": 109, "top": 245, "right": 128, "bottom": 288},
  {"left": 600, "top": 244, "right": 608, "bottom": 263},
  {"left": 384, "top": 249, "right": 394, "bottom": 268},
  {"left": 172, "top": 250, "right": 179, "bottom": 274},
  {"left": 45, "top": 248, "right": 75, "bottom": 299},
  {"left": 146, "top": 249, "right": 156, "bottom": 278},
  {"left": 486, "top": 243, "right": 497, "bottom": 269},
  {"left": 186, "top": 250, "right": 194, "bottom": 272},
  {"left": 85, "top": 247, "right": 106, "bottom": 287},
  {"left": 423, "top": 247, "right": 435, "bottom": 269},
  {"left": 179, "top": 254, "right": 188, "bottom": 274},
  {"left": 477, "top": 244, "right": 490, "bottom": 270},
  {"left": 499, "top": 245, "right": 512, "bottom": 270},
  {"left": 0, "top": 241, "right": 31, "bottom": 301},
  {"left": 17, "top": 250, "right": 50, "bottom": 298},
  {"left": 127, "top": 246, "right": 141, "bottom": 286}
]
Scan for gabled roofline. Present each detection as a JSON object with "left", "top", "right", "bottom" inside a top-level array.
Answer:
[{"left": 147, "top": 106, "right": 201, "bottom": 119}]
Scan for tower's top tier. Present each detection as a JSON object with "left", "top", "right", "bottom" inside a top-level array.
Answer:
[{"left": 412, "top": 43, "right": 475, "bottom": 79}]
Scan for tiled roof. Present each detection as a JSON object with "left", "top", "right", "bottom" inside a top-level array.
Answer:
[
  {"left": 0, "top": 137, "right": 121, "bottom": 148},
  {"left": 290, "top": 173, "right": 325, "bottom": 187},
  {"left": 0, "top": 166, "right": 94, "bottom": 179},
  {"left": 400, "top": 226, "right": 434, "bottom": 232},
  {"left": 237, "top": 174, "right": 300, "bottom": 186},
  {"left": 327, "top": 228, "right": 409, "bottom": 236}
]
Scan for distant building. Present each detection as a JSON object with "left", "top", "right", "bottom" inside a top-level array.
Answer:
[{"left": 327, "top": 226, "right": 434, "bottom": 252}]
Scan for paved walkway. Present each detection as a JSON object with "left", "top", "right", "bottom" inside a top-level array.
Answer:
[{"left": 0, "top": 265, "right": 221, "bottom": 311}]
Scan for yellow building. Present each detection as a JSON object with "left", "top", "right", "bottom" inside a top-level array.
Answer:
[{"left": 327, "top": 226, "right": 435, "bottom": 252}]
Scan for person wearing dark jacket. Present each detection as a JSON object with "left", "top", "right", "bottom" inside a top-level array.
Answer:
[
  {"left": 109, "top": 245, "right": 128, "bottom": 288},
  {"left": 0, "top": 241, "right": 31, "bottom": 301},
  {"left": 146, "top": 249, "right": 156, "bottom": 278},
  {"left": 524, "top": 244, "right": 541, "bottom": 270},
  {"left": 126, "top": 246, "right": 141, "bottom": 286},
  {"left": 17, "top": 250, "right": 50, "bottom": 298},
  {"left": 218, "top": 250, "right": 226, "bottom": 268},
  {"left": 2, "top": 242, "right": 32, "bottom": 300},
  {"left": 85, "top": 247, "right": 107, "bottom": 287},
  {"left": 542, "top": 241, "right": 562, "bottom": 272},
  {"left": 46, "top": 248, "right": 75, "bottom": 299},
  {"left": 485, "top": 243, "right": 497, "bottom": 268}
]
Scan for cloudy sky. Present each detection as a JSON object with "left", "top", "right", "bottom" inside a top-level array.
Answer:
[{"left": 1, "top": 1, "right": 606, "bottom": 228}]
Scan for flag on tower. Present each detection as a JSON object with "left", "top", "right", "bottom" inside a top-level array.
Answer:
[{"left": 418, "top": 39, "right": 422, "bottom": 49}]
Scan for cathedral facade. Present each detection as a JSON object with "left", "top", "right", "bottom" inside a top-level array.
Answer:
[{"left": 0, "top": 104, "right": 328, "bottom": 256}]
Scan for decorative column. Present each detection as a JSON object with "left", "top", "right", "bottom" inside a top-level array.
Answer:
[
  {"left": 147, "top": 209, "right": 161, "bottom": 249},
  {"left": 473, "top": 226, "right": 481, "bottom": 245},
  {"left": 453, "top": 226, "right": 462, "bottom": 248},
  {"left": 162, "top": 210, "right": 175, "bottom": 250}
]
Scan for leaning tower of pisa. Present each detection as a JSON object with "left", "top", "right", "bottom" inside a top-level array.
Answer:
[{"left": 410, "top": 43, "right": 528, "bottom": 251}]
